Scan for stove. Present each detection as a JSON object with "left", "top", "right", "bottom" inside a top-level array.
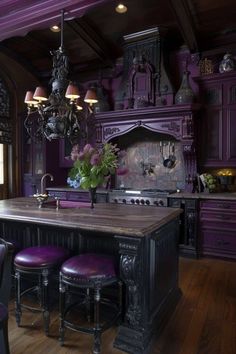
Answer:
[{"left": 108, "top": 188, "right": 176, "bottom": 207}]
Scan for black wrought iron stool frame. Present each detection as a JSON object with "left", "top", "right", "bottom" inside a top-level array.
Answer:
[
  {"left": 59, "top": 274, "right": 123, "bottom": 354},
  {"left": 15, "top": 266, "right": 57, "bottom": 336}
]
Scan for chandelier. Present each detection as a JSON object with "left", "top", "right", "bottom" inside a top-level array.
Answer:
[{"left": 24, "top": 10, "right": 98, "bottom": 143}]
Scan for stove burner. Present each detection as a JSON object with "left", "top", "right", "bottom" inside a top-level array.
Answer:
[{"left": 108, "top": 188, "right": 176, "bottom": 207}]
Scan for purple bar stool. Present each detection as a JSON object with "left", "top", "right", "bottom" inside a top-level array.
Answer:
[
  {"left": 14, "top": 245, "right": 70, "bottom": 336},
  {"left": 59, "top": 253, "right": 122, "bottom": 354}
]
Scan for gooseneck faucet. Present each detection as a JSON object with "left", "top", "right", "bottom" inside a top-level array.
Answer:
[{"left": 40, "top": 173, "right": 54, "bottom": 194}]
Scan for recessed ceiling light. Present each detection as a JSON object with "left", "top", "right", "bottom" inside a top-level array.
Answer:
[
  {"left": 50, "top": 25, "right": 60, "bottom": 33},
  {"left": 115, "top": 3, "right": 128, "bottom": 14}
]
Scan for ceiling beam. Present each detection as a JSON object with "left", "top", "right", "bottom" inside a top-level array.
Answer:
[
  {"left": 168, "top": 0, "right": 198, "bottom": 52},
  {"left": 0, "top": 44, "right": 40, "bottom": 80},
  {"left": 65, "top": 16, "right": 116, "bottom": 67}
]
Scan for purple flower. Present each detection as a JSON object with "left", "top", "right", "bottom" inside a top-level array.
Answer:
[
  {"left": 78, "top": 152, "right": 85, "bottom": 160},
  {"left": 90, "top": 153, "right": 101, "bottom": 166},
  {"left": 117, "top": 167, "right": 129, "bottom": 176},
  {"left": 83, "top": 144, "right": 93, "bottom": 153},
  {"left": 71, "top": 144, "right": 80, "bottom": 161}
]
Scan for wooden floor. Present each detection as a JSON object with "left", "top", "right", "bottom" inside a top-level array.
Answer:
[{"left": 8, "top": 257, "right": 236, "bottom": 354}]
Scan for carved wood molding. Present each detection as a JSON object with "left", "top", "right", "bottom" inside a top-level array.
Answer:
[
  {"left": 95, "top": 104, "right": 201, "bottom": 142},
  {"left": 115, "top": 236, "right": 143, "bottom": 328},
  {"left": 0, "top": 0, "right": 109, "bottom": 41}
]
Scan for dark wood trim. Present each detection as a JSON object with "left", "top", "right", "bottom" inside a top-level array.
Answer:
[
  {"left": 168, "top": 0, "right": 198, "bottom": 52},
  {"left": 66, "top": 17, "right": 116, "bottom": 68}
]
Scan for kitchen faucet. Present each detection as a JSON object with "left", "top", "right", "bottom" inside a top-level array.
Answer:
[{"left": 40, "top": 173, "right": 54, "bottom": 194}]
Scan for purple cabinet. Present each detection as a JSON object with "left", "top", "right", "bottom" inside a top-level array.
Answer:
[
  {"left": 23, "top": 134, "right": 67, "bottom": 196},
  {"left": 196, "top": 71, "right": 236, "bottom": 167},
  {"left": 200, "top": 199, "right": 236, "bottom": 259}
]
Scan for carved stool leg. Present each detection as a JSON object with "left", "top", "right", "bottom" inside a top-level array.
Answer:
[
  {"left": 86, "top": 288, "right": 91, "bottom": 322},
  {"left": 93, "top": 286, "right": 101, "bottom": 354},
  {"left": 59, "top": 276, "right": 66, "bottom": 346},
  {"left": 42, "top": 269, "right": 50, "bottom": 336},
  {"left": 15, "top": 270, "right": 22, "bottom": 326}
]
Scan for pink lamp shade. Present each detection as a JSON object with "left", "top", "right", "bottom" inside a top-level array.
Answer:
[
  {"left": 24, "top": 91, "right": 38, "bottom": 105},
  {"left": 84, "top": 89, "right": 98, "bottom": 105},
  {"left": 65, "top": 83, "right": 80, "bottom": 100},
  {"left": 33, "top": 87, "right": 48, "bottom": 101}
]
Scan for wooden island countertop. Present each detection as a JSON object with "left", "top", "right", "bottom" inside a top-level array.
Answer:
[
  {"left": 0, "top": 197, "right": 182, "bottom": 354},
  {"left": 0, "top": 197, "right": 182, "bottom": 237}
]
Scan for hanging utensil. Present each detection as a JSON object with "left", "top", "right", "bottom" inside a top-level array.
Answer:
[
  {"left": 163, "top": 141, "right": 176, "bottom": 168},
  {"left": 168, "top": 142, "right": 176, "bottom": 168}
]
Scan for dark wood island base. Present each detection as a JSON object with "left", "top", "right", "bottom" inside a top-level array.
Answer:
[{"left": 0, "top": 198, "right": 182, "bottom": 354}]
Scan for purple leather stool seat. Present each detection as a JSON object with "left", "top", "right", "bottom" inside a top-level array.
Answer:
[
  {"left": 61, "top": 253, "right": 117, "bottom": 284},
  {"left": 59, "top": 253, "right": 122, "bottom": 354},
  {"left": 14, "top": 245, "right": 70, "bottom": 336},
  {"left": 15, "top": 246, "right": 70, "bottom": 269}
]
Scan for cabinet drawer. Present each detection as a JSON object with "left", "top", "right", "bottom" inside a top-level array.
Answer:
[
  {"left": 202, "top": 229, "right": 236, "bottom": 256},
  {"left": 200, "top": 199, "right": 236, "bottom": 210},
  {"left": 168, "top": 199, "right": 181, "bottom": 207},
  {"left": 168, "top": 198, "right": 197, "bottom": 208},
  {"left": 201, "top": 210, "right": 236, "bottom": 221},
  {"left": 201, "top": 219, "right": 236, "bottom": 232}
]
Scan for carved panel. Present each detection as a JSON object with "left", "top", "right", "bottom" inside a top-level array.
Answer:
[
  {"left": 229, "top": 85, "right": 236, "bottom": 104},
  {"left": 0, "top": 76, "right": 12, "bottom": 144},
  {"left": 204, "top": 87, "right": 221, "bottom": 105},
  {"left": 116, "top": 236, "right": 143, "bottom": 329},
  {"left": 0, "top": 78, "right": 10, "bottom": 117},
  {"left": 115, "top": 27, "right": 173, "bottom": 110}
]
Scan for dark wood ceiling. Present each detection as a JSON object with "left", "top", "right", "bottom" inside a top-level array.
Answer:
[{"left": 0, "top": 0, "right": 236, "bottom": 83}]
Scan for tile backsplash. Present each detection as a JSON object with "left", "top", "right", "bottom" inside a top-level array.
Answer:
[{"left": 116, "top": 139, "right": 186, "bottom": 190}]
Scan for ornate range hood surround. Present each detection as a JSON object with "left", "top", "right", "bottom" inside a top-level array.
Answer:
[{"left": 95, "top": 104, "right": 201, "bottom": 192}]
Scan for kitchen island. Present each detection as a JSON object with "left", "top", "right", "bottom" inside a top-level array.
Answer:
[{"left": 0, "top": 198, "right": 182, "bottom": 354}]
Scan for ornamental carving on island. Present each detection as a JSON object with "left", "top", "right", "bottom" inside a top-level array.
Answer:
[{"left": 120, "top": 254, "right": 142, "bottom": 327}]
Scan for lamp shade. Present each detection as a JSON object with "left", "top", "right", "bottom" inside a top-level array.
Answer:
[
  {"left": 65, "top": 83, "right": 80, "bottom": 100},
  {"left": 33, "top": 87, "right": 48, "bottom": 101},
  {"left": 84, "top": 89, "right": 98, "bottom": 105},
  {"left": 24, "top": 91, "right": 38, "bottom": 105}
]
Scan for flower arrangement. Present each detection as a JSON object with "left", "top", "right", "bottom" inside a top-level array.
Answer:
[{"left": 68, "top": 143, "right": 119, "bottom": 190}]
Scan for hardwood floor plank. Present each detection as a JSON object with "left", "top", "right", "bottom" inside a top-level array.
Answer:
[
  {"left": 8, "top": 257, "right": 236, "bottom": 354},
  {"left": 220, "top": 319, "right": 236, "bottom": 354},
  {"left": 178, "top": 308, "right": 208, "bottom": 354}
]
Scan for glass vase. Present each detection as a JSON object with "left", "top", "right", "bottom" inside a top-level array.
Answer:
[{"left": 175, "top": 70, "right": 194, "bottom": 104}]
